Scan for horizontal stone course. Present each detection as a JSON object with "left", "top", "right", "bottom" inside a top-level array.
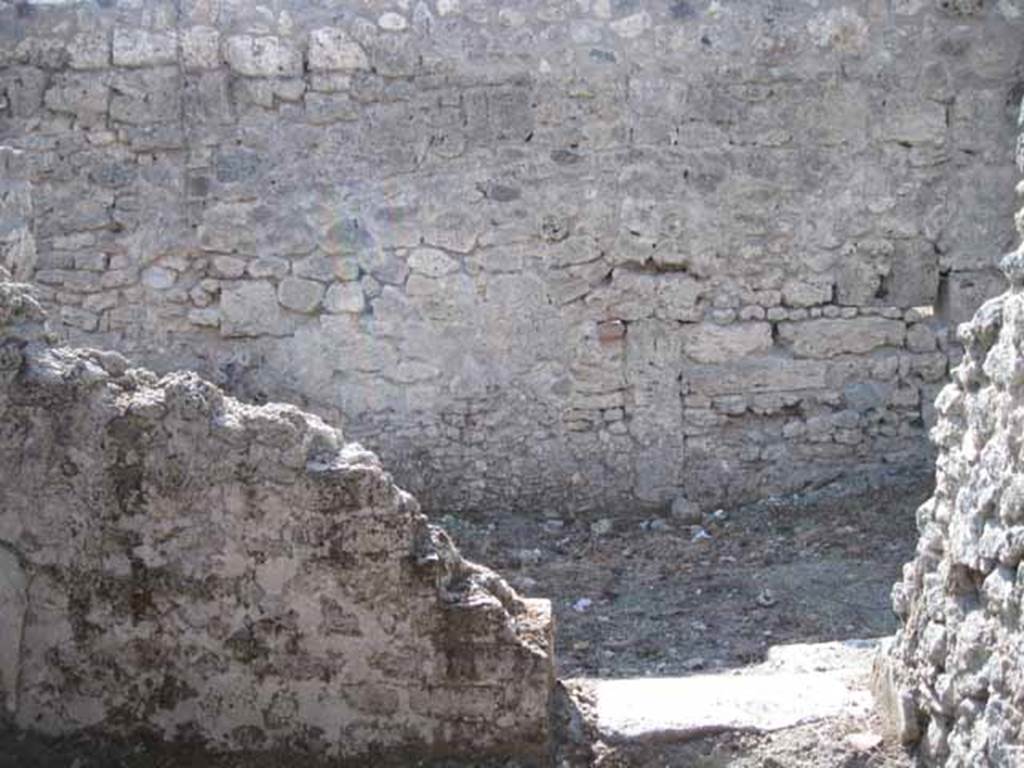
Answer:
[
  {"left": 778, "top": 317, "right": 907, "bottom": 358},
  {"left": 686, "top": 358, "right": 829, "bottom": 397},
  {"left": 681, "top": 321, "right": 773, "bottom": 364}
]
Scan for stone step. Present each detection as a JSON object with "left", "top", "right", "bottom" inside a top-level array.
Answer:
[{"left": 580, "top": 638, "right": 881, "bottom": 745}]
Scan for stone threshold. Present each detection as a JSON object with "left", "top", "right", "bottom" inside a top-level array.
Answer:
[{"left": 577, "top": 638, "right": 882, "bottom": 745}]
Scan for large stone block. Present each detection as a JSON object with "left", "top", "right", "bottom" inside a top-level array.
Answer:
[
  {"left": 409, "top": 247, "right": 459, "bottom": 277},
  {"left": 940, "top": 268, "right": 1006, "bottom": 325},
  {"left": 223, "top": 35, "right": 303, "bottom": 77},
  {"left": 42, "top": 72, "right": 109, "bottom": 124},
  {"left": 1, "top": 67, "right": 47, "bottom": 118},
  {"left": 67, "top": 31, "right": 110, "bottom": 70},
  {"left": 182, "top": 26, "right": 220, "bottom": 70},
  {"left": 308, "top": 27, "right": 369, "bottom": 71},
  {"left": 778, "top": 317, "right": 906, "bottom": 358},
  {"left": 198, "top": 201, "right": 262, "bottom": 253},
  {"left": 278, "top": 277, "right": 324, "bottom": 314},
  {"left": 220, "top": 280, "right": 288, "bottom": 336},
  {"left": 885, "top": 239, "right": 940, "bottom": 308},
  {"left": 324, "top": 282, "right": 365, "bottom": 314},
  {"left": 782, "top": 278, "right": 833, "bottom": 308},
  {"left": 881, "top": 98, "right": 947, "bottom": 146},
  {"left": 304, "top": 92, "right": 359, "bottom": 124},
  {"left": 680, "top": 322, "right": 773, "bottom": 363},
  {"left": 109, "top": 69, "right": 181, "bottom": 124},
  {"left": 112, "top": 29, "right": 178, "bottom": 67},
  {"left": 685, "top": 357, "right": 828, "bottom": 396},
  {"left": 939, "top": 165, "right": 1018, "bottom": 273}
]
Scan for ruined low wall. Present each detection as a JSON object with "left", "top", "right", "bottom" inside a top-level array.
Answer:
[
  {"left": 877, "top": 234, "right": 1024, "bottom": 759},
  {"left": 2, "top": 0, "right": 1023, "bottom": 515},
  {"left": 0, "top": 269, "right": 553, "bottom": 762}
]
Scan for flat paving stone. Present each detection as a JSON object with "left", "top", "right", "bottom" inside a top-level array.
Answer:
[{"left": 585, "top": 639, "right": 880, "bottom": 744}]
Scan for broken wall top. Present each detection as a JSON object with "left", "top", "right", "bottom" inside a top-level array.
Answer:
[
  {"left": 0, "top": 275, "right": 554, "bottom": 761},
  {"left": 883, "top": 162, "right": 1024, "bottom": 765}
]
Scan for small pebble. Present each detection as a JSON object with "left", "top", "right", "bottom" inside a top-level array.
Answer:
[{"left": 572, "top": 597, "right": 593, "bottom": 613}]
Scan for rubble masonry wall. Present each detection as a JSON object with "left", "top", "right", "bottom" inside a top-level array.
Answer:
[
  {"left": 0, "top": 265, "right": 554, "bottom": 762},
  {"left": 3, "top": 0, "right": 1024, "bottom": 515},
  {"left": 879, "top": 131, "right": 1024, "bottom": 767}
]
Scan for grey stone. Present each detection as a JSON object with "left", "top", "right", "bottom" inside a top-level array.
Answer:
[
  {"left": 278, "top": 276, "right": 324, "bottom": 313},
  {"left": 142, "top": 266, "right": 176, "bottom": 290},
  {"left": 43, "top": 72, "right": 109, "bottom": 124},
  {"left": 294, "top": 254, "right": 357, "bottom": 282},
  {"left": 409, "top": 247, "right": 459, "bottom": 278},
  {"left": 248, "top": 257, "right": 290, "bottom": 280},
  {"left": 687, "top": 359, "right": 829, "bottom": 396},
  {"left": 67, "top": 31, "right": 110, "bottom": 70},
  {"left": 109, "top": 68, "right": 181, "bottom": 124},
  {"left": 670, "top": 496, "right": 702, "bottom": 525},
  {"left": 882, "top": 98, "right": 947, "bottom": 146},
  {"left": 609, "top": 11, "right": 652, "bottom": 38},
  {"left": 187, "top": 307, "right": 220, "bottom": 327},
  {"left": 681, "top": 322, "right": 773, "bottom": 364},
  {"left": 59, "top": 305, "right": 98, "bottom": 330},
  {"left": 220, "top": 281, "right": 287, "bottom": 336},
  {"left": 906, "top": 323, "right": 938, "bottom": 352},
  {"left": 778, "top": 318, "right": 906, "bottom": 358},
  {"left": 223, "top": 35, "right": 302, "bottom": 77},
  {"left": 112, "top": 29, "right": 178, "bottom": 68},
  {"left": 182, "top": 26, "right": 220, "bottom": 70},
  {"left": 309, "top": 27, "right": 369, "bottom": 71},
  {"left": 378, "top": 12, "right": 409, "bottom": 31},
  {"left": 324, "top": 281, "right": 365, "bottom": 314},
  {"left": 304, "top": 92, "right": 359, "bottom": 124},
  {"left": 782, "top": 279, "right": 833, "bottom": 308}
]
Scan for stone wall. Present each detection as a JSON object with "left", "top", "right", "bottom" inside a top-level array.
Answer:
[
  {"left": 876, "top": 203, "right": 1024, "bottom": 759},
  {"left": 2, "top": 0, "right": 1023, "bottom": 516},
  {"left": 0, "top": 267, "right": 553, "bottom": 762}
]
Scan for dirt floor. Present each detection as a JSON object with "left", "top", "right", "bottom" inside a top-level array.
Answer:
[
  {"left": 451, "top": 472, "right": 928, "bottom": 681},
  {"left": 452, "top": 470, "right": 929, "bottom": 767}
]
